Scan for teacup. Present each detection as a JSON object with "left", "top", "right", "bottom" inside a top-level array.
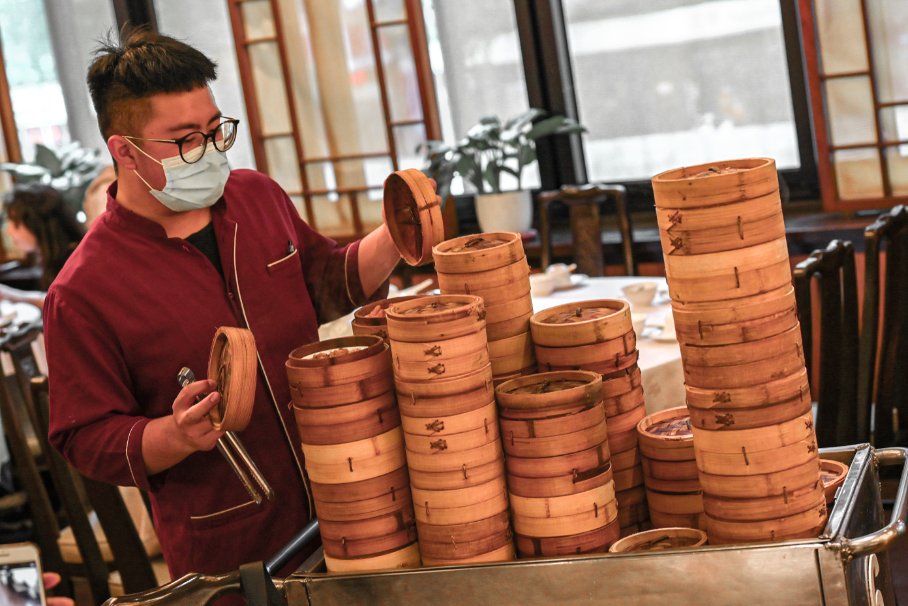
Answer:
[
  {"left": 631, "top": 312, "right": 647, "bottom": 337},
  {"left": 529, "top": 273, "right": 557, "bottom": 297},
  {"left": 621, "top": 282, "right": 658, "bottom": 308},
  {"left": 545, "top": 263, "right": 576, "bottom": 289}
]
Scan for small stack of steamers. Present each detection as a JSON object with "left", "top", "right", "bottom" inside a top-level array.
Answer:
[
  {"left": 529, "top": 300, "right": 650, "bottom": 536},
  {"left": 652, "top": 157, "right": 825, "bottom": 544},
  {"left": 385, "top": 295, "right": 515, "bottom": 565},
  {"left": 434, "top": 233, "right": 536, "bottom": 385},
  {"left": 285, "top": 335, "right": 420, "bottom": 572},
  {"left": 496, "top": 371, "right": 620, "bottom": 556}
]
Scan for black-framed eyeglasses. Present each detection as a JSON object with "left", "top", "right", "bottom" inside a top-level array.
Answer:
[{"left": 124, "top": 117, "right": 240, "bottom": 164}]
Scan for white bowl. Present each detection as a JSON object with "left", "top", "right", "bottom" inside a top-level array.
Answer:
[
  {"left": 621, "top": 282, "right": 658, "bottom": 308},
  {"left": 631, "top": 312, "right": 647, "bottom": 337},
  {"left": 545, "top": 263, "right": 576, "bottom": 289},
  {"left": 529, "top": 273, "right": 557, "bottom": 297}
]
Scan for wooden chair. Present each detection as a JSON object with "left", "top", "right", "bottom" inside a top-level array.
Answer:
[
  {"left": 858, "top": 205, "right": 908, "bottom": 447},
  {"left": 537, "top": 183, "right": 638, "bottom": 276},
  {"left": 793, "top": 239, "right": 860, "bottom": 446}
]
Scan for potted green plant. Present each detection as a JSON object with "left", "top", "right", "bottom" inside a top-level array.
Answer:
[{"left": 421, "top": 108, "right": 585, "bottom": 233}]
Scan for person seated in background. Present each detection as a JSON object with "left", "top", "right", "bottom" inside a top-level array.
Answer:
[
  {"left": 81, "top": 165, "right": 116, "bottom": 227},
  {"left": 0, "top": 184, "right": 85, "bottom": 307}
]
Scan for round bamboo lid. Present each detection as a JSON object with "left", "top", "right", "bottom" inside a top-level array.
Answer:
[
  {"left": 432, "top": 232, "right": 525, "bottom": 274},
  {"left": 608, "top": 527, "right": 707, "bottom": 553},
  {"left": 383, "top": 168, "right": 444, "bottom": 266},
  {"left": 530, "top": 300, "right": 632, "bottom": 347},
  {"left": 207, "top": 326, "right": 258, "bottom": 432}
]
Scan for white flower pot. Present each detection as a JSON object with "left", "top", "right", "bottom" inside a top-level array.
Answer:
[{"left": 474, "top": 190, "right": 533, "bottom": 234}]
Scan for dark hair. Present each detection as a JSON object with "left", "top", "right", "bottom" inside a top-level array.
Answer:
[
  {"left": 87, "top": 29, "right": 218, "bottom": 140},
  {"left": 4, "top": 184, "right": 85, "bottom": 288}
]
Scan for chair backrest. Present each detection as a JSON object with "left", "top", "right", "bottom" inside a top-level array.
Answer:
[
  {"left": 793, "top": 239, "right": 859, "bottom": 446},
  {"left": 537, "top": 183, "right": 638, "bottom": 276},
  {"left": 859, "top": 205, "right": 908, "bottom": 446}
]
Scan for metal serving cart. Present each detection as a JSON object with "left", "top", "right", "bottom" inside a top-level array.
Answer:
[{"left": 103, "top": 444, "right": 908, "bottom": 605}]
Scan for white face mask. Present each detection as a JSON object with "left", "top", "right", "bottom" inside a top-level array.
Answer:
[{"left": 128, "top": 140, "right": 230, "bottom": 212}]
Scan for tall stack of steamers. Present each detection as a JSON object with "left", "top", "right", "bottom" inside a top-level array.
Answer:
[{"left": 652, "top": 158, "right": 826, "bottom": 543}]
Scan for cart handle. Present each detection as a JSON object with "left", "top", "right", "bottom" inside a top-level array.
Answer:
[
  {"left": 835, "top": 447, "right": 908, "bottom": 559},
  {"left": 101, "top": 565, "right": 286, "bottom": 606}
]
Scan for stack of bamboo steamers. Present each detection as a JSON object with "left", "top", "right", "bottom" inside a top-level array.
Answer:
[
  {"left": 385, "top": 295, "right": 515, "bottom": 565},
  {"left": 529, "top": 301, "right": 650, "bottom": 537},
  {"left": 285, "top": 335, "right": 420, "bottom": 571},
  {"left": 652, "top": 158, "right": 825, "bottom": 544},
  {"left": 433, "top": 233, "right": 536, "bottom": 385}
]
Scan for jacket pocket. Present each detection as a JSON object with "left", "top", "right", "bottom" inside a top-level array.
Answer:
[
  {"left": 188, "top": 498, "right": 261, "bottom": 530},
  {"left": 266, "top": 248, "right": 300, "bottom": 277}
]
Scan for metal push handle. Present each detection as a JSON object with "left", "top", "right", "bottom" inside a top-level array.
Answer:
[{"left": 836, "top": 447, "right": 908, "bottom": 558}]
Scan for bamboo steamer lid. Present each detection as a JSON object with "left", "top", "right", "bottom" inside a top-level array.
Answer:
[
  {"left": 650, "top": 511, "right": 707, "bottom": 531},
  {"left": 698, "top": 457, "right": 821, "bottom": 499},
  {"left": 608, "top": 527, "right": 708, "bottom": 553},
  {"left": 685, "top": 367, "right": 810, "bottom": 410},
  {"left": 416, "top": 510, "right": 510, "bottom": 544},
  {"left": 432, "top": 232, "right": 525, "bottom": 274},
  {"left": 695, "top": 435, "right": 818, "bottom": 476},
  {"left": 506, "top": 442, "right": 611, "bottom": 479},
  {"left": 503, "top": 418, "right": 608, "bottom": 459},
  {"left": 393, "top": 348, "right": 491, "bottom": 382},
  {"left": 651, "top": 158, "right": 778, "bottom": 209},
  {"left": 703, "top": 482, "right": 824, "bottom": 522},
  {"left": 535, "top": 330, "right": 636, "bottom": 368},
  {"left": 406, "top": 437, "right": 504, "bottom": 473},
  {"left": 645, "top": 490, "right": 703, "bottom": 515},
  {"left": 293, "top": 394, "right": 400, "bottom": 445},
  {"left": 437, "top": 257, "right": 530, "bottom": 292},
  {"left": 352, "top": 296, "right": 423, "bottom": 341},
  {"left": 611, "top": 447, "right": 641, "bottom": 472},
  {"left": 499, "top": 403, "right": 605, "bottom": 440},
  {"left": 207, "top": 327, "right": 258, "bottom": 432},
  {"left": 658, "top": 198, "right": 785, "bottom": 256},
  {"left": 683, "top": 347, "right": 805, "bottom": 391},
  {"left": 386, "top": 295, "right": 486, "bottom": 342},
  {"left": 293, "top": 372, "right": 393, "bottom": 408},
  {"left": 820, "top": 459, "right": 849, "bottom": 505},
  {"left": 637, "top": 406, "right": 693, "bottom": 461},
  {"left": 600, "top": 365, "right": 643, "bottom": 398},
  {"left": 395, "top": 364, "right": 493, "bottom": 401},
  {"left": 404, "top": 420, "right": 499, "bottom": 455},
  {"left": 499, "top": 399, "right": 595, "bottom": 421},
  {"left": 642, "top": 457, "right": 699, "bottom": 482},
  {"left": 287, "top": 336, "right": 390, "bottom": 389},
  {"left": 692, "top": 415, "right": 815, "bottom": 454},
  {"left": 487, "top": 311, "right": 533, "bottom": 341},
  {"left": 514, "top": 498, "right": 618, "bottom": 538},
  {"left": 666, "top": 258, "right": 792, "bottom": 304},
  {"left": 516, "top": 519, "right": 620, "bottom": 556},
  {"left": 496, "top": 371, "right": 602, "bottom": 410},
  {"left": 409, "top": 458, "right": 505, "bottom": 491},
  {"left": 419, "top": 529, "right": 514, "bottom": 561},
  {"left": 383, "top": 168, "right": 444, "bottom": 266},
  {"left": 421, "top": 541, "right": 516, "bottom": 566},
  {"left": 414, "top": 486, "right": 509, "bottom": 525},
  {"left": 303, "top": 427, "right": 407, "bottom": 484},
  {"left": 401, "top": 400, "right": 497, "bottom": 437},
  {"left": 687, "top": 394, "right": 812, "bottom": 432},
  {"left": 412, "top": 475, "right": 507, "bottom": 511},
  {"left": 530, "top": 300, "right": 632, "bottom": 347},
  {"left": 510, "top": 480, "right": 616, "bottom": 519},
  {"left": 680, "top": 324, "right": 803, "bottom": 368},
  {"left": 507, "top": 462, "right": 613, "bottom": 498},
  {"left": 324, "top": 542, "right": 421, "bottom": 573},
  {"left": 705, "top": 501, "right": 827, "bottom": 543}
]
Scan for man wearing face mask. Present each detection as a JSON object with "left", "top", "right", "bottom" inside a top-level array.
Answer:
[{"left": 43, "top": 31, "right": 401, "bottom": 581}]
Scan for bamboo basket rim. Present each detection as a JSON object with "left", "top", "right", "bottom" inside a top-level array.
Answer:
[
  {"left": 663, "top": 237, "right": 789, "bottom": 278},
  {"left": 287, "top": 335, "right": 386, "bottom": 369},
  {"left": 510, "top": 480, "right": 616, "bottom": 518},
  {"left": 691, "top": 414, "right": 814, "bottom": 454},
  {"left": 608, "top": 527, "right": 707, "bottom": 553},
  {"left": 383, "top": 168, "right": 444, "bottom": 266},
  {"left": 513, "top": 500, "right": 618, "bottom": 537},
  {"left": 207, "top": 326, "right": 258, "bottom": 432},
  {"left": 323, "top": 542, "right": 421, "bottom": 572},
  {"left": 386, "top": 294, "right": 485, "bottom": 323},
  {"left": 432, "top": 232, "right": 523, "bottom": 273},
  {"left": 354, "top": 296, "right": 424, "bottom": 326},
  {"left": 530, "top": 299, "right": 630, "bottom": 330},
  {"left": 496, "top": 371, "right": 602, "bottom": 409},
  {"left": 685, "top": 367, "right": 809, "bottom": 409},
  {"left": 637, "top": 406, "right": 693, "bottom": 445}
]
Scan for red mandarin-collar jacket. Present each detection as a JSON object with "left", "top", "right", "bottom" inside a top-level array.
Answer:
[{"left": 44, "top": 169, "right": 388, "bottom": 579}]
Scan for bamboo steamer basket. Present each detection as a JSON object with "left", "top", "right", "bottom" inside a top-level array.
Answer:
[
  {"left": 513, "top": 499, "right": 618, "bottom": 538},
  {"left": 286, "top": 336, "right": 390, "bottom": 389},
  {"left": 401, "top": 400, "right": 497, "bottom": 437},
  {"left": 319, "top": 509, "right": 417, "bottom": 558},
  {"left": 414, "top": 487, "right": 509, "bottom": 525},
  {"left": 606, "top": 405, "right": 647, "bottom": 448},
  {"left": 421, "top": 542, "right": 516, "bottom": 566},
  {"left": 406, "top": 437, "right": 504, "bottom": 473},
  {"left": 602, "top": 386, "right": 646, "bottom": 418},
  {"left": 687, "top": 395, "right": 813, "bottom": 432},
  {"left": 651, "top": 158, "right": 778, "bottom": 208},
  {"left": 488, "top": 331, "right": 533, "bottom": 359},
  {"left": 498, "top": 400, "right": 596, "bottom": 421},
  {"left": 703, "top": 482, "right": 825, "bottom": 522},
  {"left": 609, "top": 527, "right": 708, "bottom": 553},
  {"left": 530, "top": 300, "right": 632, "bottom": 347},
  {"left": 324, "top": 542, "right": 421, "bottom": 573},
  {"left": 507, "top": 462, "right": 613, "bottom": 498},
  {"left": 432, "top": 232, "right": 525, "bottom": 274},
  {"left": 694, "top": 435, "right": 818, "bottom": 476},
  {"left": 453, "top": 282, "right": 530, "bottom": 307},
  {"left": 503, "top": 418, "right": 608, "bottom": 458},
  {"left": 486, "top": 311, "right": 533, "bottom": 341},
  {"left": 303, "top": 427, "right": 406, "bottom": 484},
  {"left": 637, "top": 406, "right": 694, "bottom": 462},
  {"left": 680, "top": 324, "right": 803, "bottom": 368},
  {"left": 352, "top": 296, "right": 422, "bottom": 341},
  {"left": 397, "top": 389, "right": 494, "bottom": 420},
  {"left": 310, "top": 465, "right": 409, "bottom": 505},
  {"left": 484, "top": 294, "right": 534, "bottom": 325},
  {"left": 409, "top": 457, "right": 505, "bottom": 491},
  {"left": 697, "top": 458, "right": 822, "bottom": 499},
  {"left": 663, "top": 237, "right": 789, "bottom": 279},
  {"left": 436, "top": 257, "right": 530, "bottom": 293},
  {"left": 535, "top": 330, "right": 636, "bottom": 368},
  {"left": 390, "top": 331, "right": 488, "bottom": 363},
  {"left": 510, "top": 481, "right": 616, "bottom": 519},
  {"left": 613, "top": 464, "right": 645, "bottom": 492},
  {"left": 419, "top": 529, "right": 514, "bottom": 561},
  {"left": 646, "top": 490, "right": 703, "bottom": 515},
  {"left": 393, "top": 348, "right": 491, "bottom": 382},
  {"left": 412, "top": 475, "right": 507, "bottom": 511},
  {"left": 417, "top": 510, "right": 510, "bottom": 544},
  {"left": 685, "top": 367, "right": 809, "bottom": 410},
  {"left": 313, "top": 484, "right": 413, "bottom": 522},
  {"left": 675, "top": 306, "right": 800, "bottom": 350},
  {"left": 293, "top": 372, "right": 393, "bottom": 408},
  {"left": 293, "top": 390, "right": 395, "bottom": 427},
  {"left": 666, "top": 258, "right": 792, "bottom": 304},
  {"left": 489, "top": 342, "right": 536, "bottom": 376},
  {"left": 821, "top": 459, "right": 849, "bottom": 505},
  {"left": 506, "top": 442, "right": 611, "bottom": 479},
  {"left": 644, "top": 475, "right": 702, "bottom": 494},
  {"left": 404, "top": 420, "right": 499, "bottom": 455},
  {"left": 321, "top": 526, "right": 417, "bottom": 560},
  {"left": 496, "top": 371, "right": 602, "bottom": 411},
  {"left": 610, "top": 446, "right": 641, "bottom": 472},
  {"left": 499, "top": 403, "right": 605, "bottom": 440},
  {"left": 683, "top": 347, "right": 805, "bottom": 390},
  {"left": 618, "top": 504, "right": 651, "bottom": 529},
  {"left": 616, "top": 485, "right": 646, "bottom": 507},
  {"left": 642, "top": 458, "right": 699, "bottom": 482},
  {"left": 650, "top": 510, "right": 707, "bottom": 530},
  {"left": 545, "top": 350, "right": 640, "bottom": 376},
  {"left": 691, "top": 415, "right": 815, "bottom": 454},
  {"left": 385, "top": 295, "right": 486, "bottom": 343},
  {"left": 206, "top": 327, "right": 258, "bottom": 432},
  {"left": 492, "top": 367, "right": 537, "bottom": 388},
  {"left": 600, "top": 365, "right": 643, "bottom": 399},
  {"left": 705, "top": 501, "right": 828, "bottom": 544},
  {"left": 395, "top": 364, "right": 493, "bottom": 401},
  {"left": 516, "top": 519, "right": 621, "bottom": 556},
  {"left": 383, "top": 168, "right": 444, "bottom": 266},
  {"left": 294, "top": 397, "right": 401, "bottom": 445},
  {"left": 620, "top": 522, "right": 655, "bottom": 537}
]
